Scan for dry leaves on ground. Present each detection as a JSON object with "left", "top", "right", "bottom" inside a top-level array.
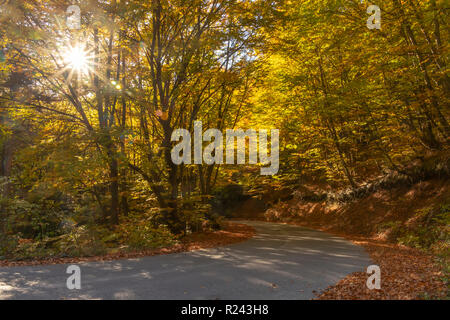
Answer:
[{"left": 316, "top": 237, "right": 448, "bottom": 300}]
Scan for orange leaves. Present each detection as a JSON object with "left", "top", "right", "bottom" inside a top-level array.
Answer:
[
  {"left": 155, "top": 110, "right": 169, "bottom": 120},
  {"left": 316, "top": 239, "right": 447, "bottom": 300}
]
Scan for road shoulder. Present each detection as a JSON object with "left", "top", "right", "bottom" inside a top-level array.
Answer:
[{"left": 0, "top": 222, "right": 255, "bottom": 268}]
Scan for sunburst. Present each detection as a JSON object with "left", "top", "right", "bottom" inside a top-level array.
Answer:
[
  {"left": 59, "top": 44, "right": 95, "bottom": 82},
  {"left": 65, "top": 46, "right": 89, "bottom": 72}
]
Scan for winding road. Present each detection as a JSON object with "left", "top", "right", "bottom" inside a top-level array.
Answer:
[{"left": 0, "top": 221, "right": 371, "bottom": 300}]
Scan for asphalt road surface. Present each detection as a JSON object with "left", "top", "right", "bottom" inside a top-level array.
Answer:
[{"left": 0, "top": 221, "right": 372, "bottom": 300}]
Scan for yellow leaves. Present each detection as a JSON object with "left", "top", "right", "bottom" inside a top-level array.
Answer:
[{"left": 285, "top": 144, "right": 298, "bottom": 150}]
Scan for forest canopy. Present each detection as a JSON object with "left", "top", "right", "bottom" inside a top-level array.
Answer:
[{"left": 0, "top": 0, "right": 448, "bottom": 259}]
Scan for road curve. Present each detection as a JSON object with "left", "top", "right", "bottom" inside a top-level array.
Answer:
[{"left": 0, "top": 221, "right": 371, "bottom": 300}]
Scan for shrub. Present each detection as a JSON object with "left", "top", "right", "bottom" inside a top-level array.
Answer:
[
  {"left": 116, "top": 214, "right": 176, "bottom": 250},
  {"left": 394, "top": 202, "right": 449, "bottom": 250},
  {"left": 0, "top": 192, "right": 72, "bottom": 240},
  {"left": 54, "top": 225, "right": 107, "bottom": 257}
]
